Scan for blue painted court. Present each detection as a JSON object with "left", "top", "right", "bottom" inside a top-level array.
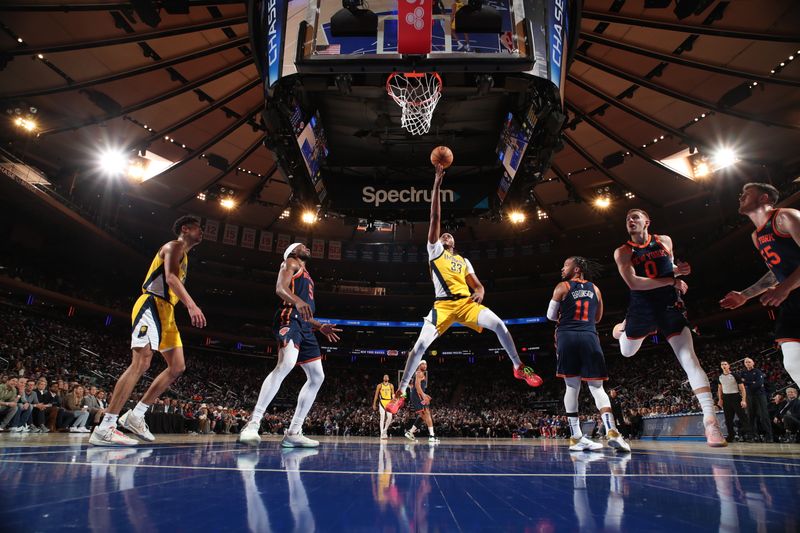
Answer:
[{"left": 1, "top": 437, "right": 798, "bottom": 531}]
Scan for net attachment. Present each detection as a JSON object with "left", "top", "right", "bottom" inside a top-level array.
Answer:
[{"left": 386, "top": 72, "right": 442, "bottom": 136}]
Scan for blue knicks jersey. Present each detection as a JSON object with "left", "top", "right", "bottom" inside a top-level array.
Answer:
[
  {"left": 558, "top": 280, "right": 599, "bottom": 332},
  {"left": 755, "top": 209, "right": 800, "bottom": 284},
  {"left": 626, "top": 235, "right": 675, "bottom": 299},
  {"left": 278, "top": 268, "right": 315, "bottom": 326}
]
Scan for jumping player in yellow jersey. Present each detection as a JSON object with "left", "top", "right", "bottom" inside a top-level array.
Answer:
[
  {"left": 373, "top": 374, "right": 395, "bottom": 439},
  {"left": 386, "top": 165, "right": 542, "bottom": 414},
  {"left": 90, "top": 216, "right": 206, "bottom": 446}
]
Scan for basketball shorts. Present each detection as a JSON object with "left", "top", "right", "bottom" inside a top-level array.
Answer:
[
  {"left": 425, "top": 296, "right": 487, "bottom": 335},
  {"left": 408, "top": 390, "right": 428, "bottom": 413},
  {"left": 775, "top": 292, "right": 800, "bottom": 344},
  {"left": 131, "top": 294, "right": 182, "bottom": 352},
  {"left": 623, "top": 287, "right": 689, "bottom": 340},
  {"left": 555, "top": 330, "right": 608, "bottom": 381},
  {"left": 275, "top": 319, "right": 321, "bottom": 365}
]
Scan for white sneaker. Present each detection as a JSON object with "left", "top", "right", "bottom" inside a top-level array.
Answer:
[
  {"left": 39, "top": 425, "right": 49, "bottom": 433},
  {"left": 11, "top": 426, "right": 23, "bottom": 433},
  {"left": 404, "top": 430, "right": 417, "bottom": 442},
  {"left": 80, "top": 427, "right": 91, "bottom": 433},
  {"left": 281, "top": 431, "right": 319, "bottom": 448},
  {"left": 607, "top": 429, "right": 631, "bottom": 452},
  {"left": 380, "top": 432, "right": 388, "bottom": 440},
  {"left": 569, "top": 435, "right": 603, "bottom": 452},
  {"left": 238, "top": 420, "right": 262, "bottom": 447},
  {"left": 30, "top": 425, "right": 41, "bottom": 433},
  {"left": 428, "top": 436, "right": 440, "bottom": 444},
  {"left": 22, "top": 425, "right": 30, "bottom": 433},
  {"left": 90, "top": 426, "right": 139, "bottom": 446},
  {"left": 69, "top": 427, "right": 79, "bottom": 433},
  {"left": 118, "top": 411, "right": 155, "bottom": 442}
]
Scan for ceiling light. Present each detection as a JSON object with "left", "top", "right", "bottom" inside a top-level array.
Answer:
[
  {"left": 711, "top": 147, "right": 738, "bottom": 170},
  {"left": 220, "top": 197, "right": 236, "bottom": 209},
  {"left": 98, "top": 149, "right": 129, "bottom": 176},
  {"left": 594, "top": 197, "right": 611, "bottom": 209},
  {"left": 508, "top": 211, "right": 526, "bottom": 224},
  {"left": 13, "top": 117, "right": 37, "bottom": 132},
  {"left": 301, "top": 210, "right": 318, "bottom": 224},
  {"left": 693, "top": 162, "right": 710, "bottom": 178},
  {"left": 196, "top": 192, "right": 207, "bottom": 201}
]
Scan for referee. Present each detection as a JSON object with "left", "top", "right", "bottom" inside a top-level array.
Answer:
[{"left": 716, "top": 361, "right": 752, "bottom": 442}]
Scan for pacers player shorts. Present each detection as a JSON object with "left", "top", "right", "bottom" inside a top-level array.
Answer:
[
  {"left": 425, "top": 296, "right": 487, "bottom": 335},
  {"left": 130, "top": 294, "right": 182, "bottom": 352}
]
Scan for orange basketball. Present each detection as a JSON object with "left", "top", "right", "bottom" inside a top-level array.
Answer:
[{"left": 430, "top": 146, "right": 454, "bottom": 169}]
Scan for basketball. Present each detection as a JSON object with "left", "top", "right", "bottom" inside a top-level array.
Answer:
[{"left": 430, "top": 146, "right": 454, "bottom": 169}]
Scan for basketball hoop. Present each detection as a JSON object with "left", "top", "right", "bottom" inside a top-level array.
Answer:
[{"left": 386, "top": 72, "right": 442, "bottom": 136}]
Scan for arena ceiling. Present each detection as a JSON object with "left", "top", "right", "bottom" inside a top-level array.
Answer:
[{"left": 1, "top": 0, "right": 799, "bottom": 243}]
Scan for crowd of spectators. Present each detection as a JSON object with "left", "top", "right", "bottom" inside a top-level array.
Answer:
[{"left": 0, "top": 302, "right": 796, "bottom": 443}]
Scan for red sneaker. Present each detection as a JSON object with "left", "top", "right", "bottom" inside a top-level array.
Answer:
[
  {"left": 514, "top": 365, "right": 543, "bottom": 387},
  {"left": 385, "top": 392, "right": 406, "bottom": 414}
]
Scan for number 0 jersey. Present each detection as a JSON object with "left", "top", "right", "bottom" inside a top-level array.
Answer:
[
  {"left": 755, "top": 209, "right": 800, "bottom": 284},
  {"left": 557, "top": 280, "right": 599, "bottom": 332},
  {"left": 427, "top": 241, "right": 475, "bottom": 299}
]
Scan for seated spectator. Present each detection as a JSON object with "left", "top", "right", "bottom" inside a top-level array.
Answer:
[
  {"left": 0, "top": 376, "right": 20, "bottom": 431},
  {"left": 9, "top": 377, "right": 36, "bottom": 432},
  {"left": 775, "top": 388, "right": 800, "bottom": 443},
  {"left": 25, "top": 378, "right": 48, "bottom": 432},
  {"left": 769, "top": 393, "right": 785, "bottom": 440},
  {"left": 82, "top": 386, "right": 105, "bottom": 427},
  {"left": 64, "top": 385, "right": 90, "bottom": 433}
]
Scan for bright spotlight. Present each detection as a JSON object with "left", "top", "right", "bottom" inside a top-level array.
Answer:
[
  {"left": 219, "top": 197, "right": 236, "bottom": 209},
  {"left": 711, "top": 147, "right": 738, "bottom": 170},
  {"left": 694, "top": 162, "right": 710, "bottom": 178},
  {"left": 594, "top": 196, "right": 611, "bottom": 209},
  {"left": 13, "top": 117, "right": 37, "bottom": 132},
  {"left": 509, "top": 211, "right": 526, "bottom": 224},
  {"left": 98, "top": 149, "right": 129, "bottom": 175},
  {"left": 301, "top": 210, "right": 318, "bottom": 224}
]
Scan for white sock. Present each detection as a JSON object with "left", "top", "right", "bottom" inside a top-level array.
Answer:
[
  {"left": 477, "top": 309, "right": 522, "bottom": 368},
  {"left": 601, "top": 412, "right": 617, "bottom": 432},
  {"left": 99, "top": 413, "right": 118, "bottom": 431},
  {"left": 782, "top": 342, "right": 800, "bottom": 386},
  {"left": 696, "top": 391, "right": 716, "bottom": 419},
  {"left": 399, "top": 322, "right": 439, "bottom": 392},
  {"left": 568, "top": 416, "right": 582, "bottom": 439},
  {"left": 428, "top": 426, "right": 434, "bottom": 437},
  {"left": 132, "top": 401, "right": 149, "bottom": 418},
  {"left": 252, "top": 342, "right": 298, "bottom": 421},
  {"left": 288, "top": 360, "right": 324, "bottom": 434}
]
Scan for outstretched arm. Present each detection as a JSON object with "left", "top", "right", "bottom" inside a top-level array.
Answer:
[
  {"left": 428, "top": 165, "right": 445, "bottom": 244},
  {"left": 720, "top": 270, "right": 777, "bottom": 308}
]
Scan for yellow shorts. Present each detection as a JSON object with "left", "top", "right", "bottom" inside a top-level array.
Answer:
[
  {"left": 426, "top": 297, "right": 487, "bottom": 335},
  {"left": 130, "top": 294, "right": 182, "bottom": 352}
]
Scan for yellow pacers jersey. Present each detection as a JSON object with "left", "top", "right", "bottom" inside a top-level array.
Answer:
[
  {"left": 428, "top": 241, "right": 472, "bottom": 298},
  {"left": 379, "top": 383, "right": 393, "bottom": 408},
  {"left": 141, "top": 248, "right": 188, "bottom": 305}
]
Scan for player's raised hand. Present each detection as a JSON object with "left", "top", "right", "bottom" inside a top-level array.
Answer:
[
  {"left": 319, "top": 323, "right": 342, "bottom": 342},
  {"left": 674, "top": 260, "right": 691, "bottom": 276},
  {"left": 434, "top": 164, "right": 444, "bottom": 186},
  {"left": 674, "top": 279, "right": 688, "bottom": 294},
  {"left": 720, "top": 291, "right": 747, "bottom": 309}
]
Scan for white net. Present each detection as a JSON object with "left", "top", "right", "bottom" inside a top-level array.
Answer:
[{"left": 386, "top": 72, "right": 442, "bottom": 136}]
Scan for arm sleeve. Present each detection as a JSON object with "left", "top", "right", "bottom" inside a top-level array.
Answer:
[
  {"left": 464, "top": 258, "right": 475, "bottom": 275},
  {"left": 427, "top": 241, "right": 444, "bottom": 260},
  {"left": 546, "top": 299, "right": 560, "bottom": 321}
]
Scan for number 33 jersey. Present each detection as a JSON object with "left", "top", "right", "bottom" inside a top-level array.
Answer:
[{"left": 427, "top": 241, "right": 475, "bottom": 299}]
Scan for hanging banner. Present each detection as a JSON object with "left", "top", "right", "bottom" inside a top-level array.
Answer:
[
  {"left": 241, "top": 227, "right": 256, "bottom": 249},
  {"left": 398, "top": 0, "right": 433, "bottom": 54},
  {"left": 312, "top": 238, "right": 325, "bottom": 259},
  {"left": 328, "top": 240, "right": 341, "bottom": 260},
  {"left": 276, "top": 233, "right": 291, "bottom": 253},
  {"left": 204, "top": 219, "right": 219, "bottom": 242},
  {"left": 258, "top": 230, "right": 273, "bottom": 252},
  {"left": 223, "top": 224, "right": 239, "bottom": 246}
]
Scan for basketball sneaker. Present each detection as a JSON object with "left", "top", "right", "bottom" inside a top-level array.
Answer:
[
  {"left": 606, "top": 429, "right": 631, "bottom": 452},
  {"left": 118, "top": 411, "right": 155, "bottom": 442},
  {"left": 385, "top": 391, "right": 406, "bottom": 414},
  {"left": 404, "top": 430, "right": 417, "bottom": 442},
  {"left": 513, "top": 365, "right": 543, "bottom": 387},
  {"left": 612, "top": 321, "right": 626, "bottom": 340},
  {"left": 704, "top": 418, "right": 727, "bottom": 448},
  {"left": 380, "top": 432, "right": 388, "bottom": 440},
  {"left": 89, "top": 426, "right": 139, "bottom": 446},
  {"left": 238, "top": 420, "right": 262, "bottom": 447},
  {"left": 428, "top": 436, "right": 440, "bottom": 444},
  {"left": 569, "top": 435, "right": 603, "bottom": 452},
  {"left": 281, "top": 431, "right": 319, "bottom": 448}
]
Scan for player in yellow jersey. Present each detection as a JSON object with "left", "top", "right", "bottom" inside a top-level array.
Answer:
[
  {"left": 386, "top": 165, "right": 542, "bottom": 414},
  {"left": 373, "top": 374, "right": 395, "bottom": 439},
  {"left": 90, "top": 216, "right": 206, "bottom": 446}
]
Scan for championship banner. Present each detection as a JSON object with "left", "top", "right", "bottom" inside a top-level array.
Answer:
[
  {"left": 241, "top": 227, "right": 256, "bottom": 249},
  {"left": 392, "top": 248, "right": 404, "bottom": 263},
  {"left": 344, "top": 246, "right": 358, "bottom": 261},
  {"left": 258, "top": 230, "right": 273, "bottom": 252},
  {"left": 204, "top": 219, "right": 219, "bottom": 242},
  {"left": 328, "top": 240, "right": 341, "bottom": 260},
  {"left": 222, "top": 224, "right": 239, "bottom": 246},
  {"left": 311, "top": 238, "right": 325, "bottom": 259},
  {"left": 378, "top": 246, "right": 389, "bottom": 262},
  {"left": 276, "top": 233, "right": 291, "bottom": 252},
  {"left": 398, "top": 0, "right": 432, "bottom": 54}
]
